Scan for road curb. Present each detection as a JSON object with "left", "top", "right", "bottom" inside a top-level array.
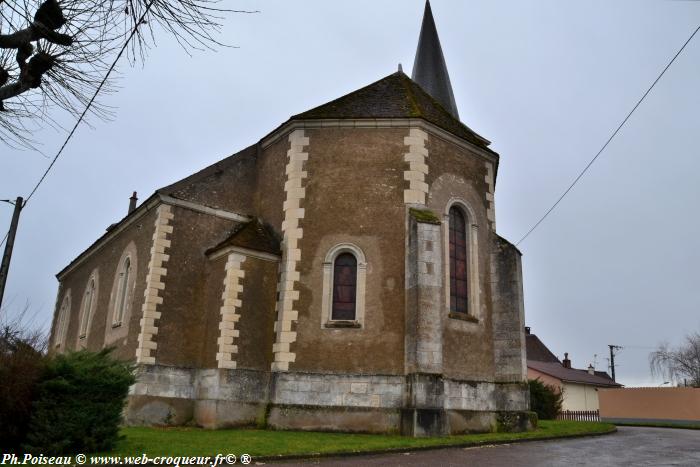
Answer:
[{"left": 255, "top": 426, "right": 618, "bottom": 463}]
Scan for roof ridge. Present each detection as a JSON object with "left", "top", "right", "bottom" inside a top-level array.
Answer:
[
  {"left": 398, "top": 71, "right": 422, "bottom": 118},
  {"left": 291, "top": 71, "right": 491, "bottom": 148}
]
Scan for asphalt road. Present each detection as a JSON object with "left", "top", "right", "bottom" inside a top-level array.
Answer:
[{"left": 265, "top": 427, "right": 700, "bottom": 466}]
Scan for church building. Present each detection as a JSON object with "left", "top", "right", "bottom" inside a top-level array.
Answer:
[{"left": 49, "top": 1, "right": 531, "bottom": 436}]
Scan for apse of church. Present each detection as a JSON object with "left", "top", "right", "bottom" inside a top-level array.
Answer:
[{"left": 49, "top": 1, "right": 531, "bottom": 436}]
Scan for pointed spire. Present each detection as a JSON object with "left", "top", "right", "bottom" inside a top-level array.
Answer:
[{"left": 411, "top": 0, "right": 459, "bottom": 119}]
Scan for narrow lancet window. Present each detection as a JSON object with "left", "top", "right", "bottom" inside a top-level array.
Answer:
[
  {"left": 80, "top": 279, "right": 95, "bottom": 338},
  {"left": 114, "top": 257, "right": 131, "bottom": 325},
  {"left": 332, "top": 253, "right": 357, "bottom": 320},
  {"left": 55, "top": 295, "right": 70, "bottom": 348},
  {"left": 449, "top": 206, "right": 468, "bottom": 314}
]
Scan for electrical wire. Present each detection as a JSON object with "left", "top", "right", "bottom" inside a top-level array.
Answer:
[{"left": 516, "top": 24, "right": 700, "bottom": 246}]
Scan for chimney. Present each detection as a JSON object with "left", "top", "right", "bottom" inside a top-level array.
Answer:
[
  {"left": 524, "top": 326, "right": 531, "bottom": 335},
  {"left": 588, "top": 364, "right": 595, "bottom": 375},
  {"left": 563, "top": 352, "right": 571, "bottom": 369},
  {"left": 128, "top": 192, "right": 138, "bottom": 214}
]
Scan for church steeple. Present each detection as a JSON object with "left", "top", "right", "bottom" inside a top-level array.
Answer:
[{"left": 411, "top": 0, "right": 459, "bottom": 119}]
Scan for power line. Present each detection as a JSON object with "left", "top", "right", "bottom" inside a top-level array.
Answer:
[
  {"left": 516, "top": 24, "right": 700, "bottom": 246},
  {"left": 23, "top": 1, "right": 155, "bottom": 205}
]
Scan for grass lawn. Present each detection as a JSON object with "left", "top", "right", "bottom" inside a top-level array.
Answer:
[{"left": 107, "top": 420, "right": 615, "bottom": 459}]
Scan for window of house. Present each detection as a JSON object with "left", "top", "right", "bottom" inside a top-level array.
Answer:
[
  {"left": 449, "top": 206, "right": 469, "bottom": 314},
  {"left": 113, "top": 257, "right": 131, "bottom": 326},
  {"left": 332, "top": 253, "right": 357, "bottom": 320},
  {"left": 79, "top": 278, "right": 96, "bottom": 339},
  {"left": 322, "top": 243, "right": 367, "bottom": 328}
]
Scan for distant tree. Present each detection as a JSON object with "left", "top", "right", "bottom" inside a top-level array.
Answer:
[
  {"left": 0, "top": 0, "right": 251, "bottom": 148},
  {"left": 528, "top": 378, "right": 563, "bottom": 420},
  {"left": 650, "top": 332, "right": 700, "bottom": 387}
]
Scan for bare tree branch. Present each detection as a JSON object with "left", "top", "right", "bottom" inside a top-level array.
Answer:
[
  {"left": 0, "top": 0, "right": 257, "bottom": 148},
  {"left": 650, "top": 332, "right": 700, "bottom": 387}
]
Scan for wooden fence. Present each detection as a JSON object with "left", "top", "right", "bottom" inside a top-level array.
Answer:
[{"left": 557, "top": 410, "right": 600, "bottom": 422}]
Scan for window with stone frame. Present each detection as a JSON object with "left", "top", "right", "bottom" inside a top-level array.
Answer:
[
  {"left": 449, "top": 206, "right": 469, "bottom": 314},
  {"left": 322, "top": 243, "right": 367, "bottom": 328}
]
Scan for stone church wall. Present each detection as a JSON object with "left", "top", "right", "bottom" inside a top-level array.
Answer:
[
  {"left": 200, "top": 255, "right": 228, "bottom": 368},
  {"left": 154, "top": 206, "right": 239, "bottom": 368},
  {"left": 286, "top": 128, "right": 408, "bottom": 375},
  {"left": 54, "top": 122, "right": 531, "bottom": 436},
  {"left": 254, "top": 137, "right": 288, "bottom": 232},
  {"left": 490, "top": 236, "right": 527, "bottom": 382},
  {"left": 424, "top": 134, "right": 497, "bottom": 382},
  {"left": 51, "top": 207, "right": 158, "bottom": 361}
]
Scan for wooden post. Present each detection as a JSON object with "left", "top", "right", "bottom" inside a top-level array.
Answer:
[{"left": 0, "top": 196, "right": 24, "bottom": 312}]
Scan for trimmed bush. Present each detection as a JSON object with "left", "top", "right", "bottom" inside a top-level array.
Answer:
[
  {"left": 528, "top": 378, "right": 563, "bottom": 420},
  {"left": 23, "top": 348, "right": 135, "bottom": 455}
]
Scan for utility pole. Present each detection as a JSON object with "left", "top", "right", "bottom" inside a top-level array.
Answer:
[
  {"left": 608, "top": 344, "right": 622, "bottom": 382},
  {"left": 0, "top": 196, "right": 24, "bottom": 312}
]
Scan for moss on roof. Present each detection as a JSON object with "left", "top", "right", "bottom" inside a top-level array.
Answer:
[
  {"left": 409, "top": 208, "right": 442, "bottom": 225},
  {"left": 292, "top": 71, "right": 491, "bottom": 149}
]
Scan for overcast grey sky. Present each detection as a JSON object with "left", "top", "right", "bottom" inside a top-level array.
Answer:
[{"left": 1, "top": 0, "right": 698, "bottom": 387}]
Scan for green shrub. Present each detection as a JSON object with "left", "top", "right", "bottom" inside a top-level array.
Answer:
[
  {"left": 23, "top": 348, "right": 135, "bottom": 455},
  {"left": 0, "top": 327, "right": 46, "bottom": 453},
  {"left": 528, "top": 378, "right": 562, "bottom": 420}
]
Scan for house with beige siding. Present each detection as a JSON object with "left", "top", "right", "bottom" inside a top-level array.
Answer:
[{"left": 526, "top": 328, "right": 621, "bottom": 411}]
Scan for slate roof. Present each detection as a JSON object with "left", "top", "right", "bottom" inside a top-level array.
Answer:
[
  {"left": 156, "top": 143, "right": 257, "bottom": 211},
  {"left": 526, "top": 333, "right": 561, "bottom": 363},
  {"left": 206, "top": 218, "right": 281, "bottom": 257},
  {"left": 291, "top": 71, "right": 492, "bottom": 150},
  {"left": 412, "top": 0, "right": 460, "bottom": 118},
  {"left": 528, "top": 360, "right": 621, "bottom": 387}
]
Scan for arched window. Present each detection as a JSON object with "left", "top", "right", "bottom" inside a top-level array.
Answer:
[
  {"left": 113, "top": 257, "right": 131, "bottom": 326},
  {"left": 79, "top": 278, "right": 96, "bottom": 338},
  {"left": 322, "top": 243, "right": 367, "bottom": 327},
  {"left": 449, "top": 206, "right": 468, "bottom": 314},
  {"left": 55, "top": 293, "right": 71, "bottom": 348},
  {"left": 332, "top": 253, "right": 357, "bottom": 320}
]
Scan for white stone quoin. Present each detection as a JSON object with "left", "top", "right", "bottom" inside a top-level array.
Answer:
[
  {"left": 403, "top": 128, "right": 430, "bottom": 205},
  {"left": 216, "top": 253, "right": 246, "bottom": 369},
  {"left": 272, "top": 129, "right": 309, "bottom": 371},
  {"left": 135, "top": 204, "right": 173, "bottom": 365},
  {"left": 484, "top": 162, "right": 496, "bottom": 230}
]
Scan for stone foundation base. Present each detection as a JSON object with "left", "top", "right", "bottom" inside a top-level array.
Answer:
[
  {"left": 125, "top": 395, "right": 194, "bottom": 426},
  {"left": 125, "top": 365, "right": 532, "bottom": 436},
  {"left": 268, "top": 404, "right": 401, "bottom": 434}
]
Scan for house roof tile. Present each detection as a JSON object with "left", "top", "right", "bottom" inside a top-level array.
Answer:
[{"left": 528, "top": 360, "right": 621, "bottom": 387}]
